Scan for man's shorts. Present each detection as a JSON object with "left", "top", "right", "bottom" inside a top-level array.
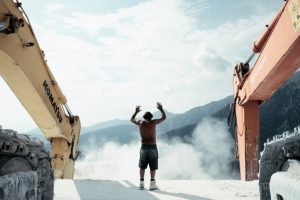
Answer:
[{"left": 139, "top": 144, "right": 158, "bottom": 170}]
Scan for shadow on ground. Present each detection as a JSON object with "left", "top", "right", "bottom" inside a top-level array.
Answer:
[
  {"left": 126, "top": 180, "right": 212, "bottom": 200},
  {"left": 152, "top": 189, "right": 212, "bottom": 200},
  {"left": 74, "top": 179, "right": 159, "bottom": 200},
  {"left": 73, "top": 180, "right": 212, "bottom": 200}
]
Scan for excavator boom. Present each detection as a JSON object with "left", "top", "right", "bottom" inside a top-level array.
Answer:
[
  {"left": 233, "top": 0, "right": 300, "bottom": 181},
  {"left": 0, "top": 0, "right": 81, "bottom": 179}
]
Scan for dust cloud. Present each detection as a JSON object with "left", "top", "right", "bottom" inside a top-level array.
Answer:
[{"left": 75, "top": 118, "right": 237, "bottom": 180}]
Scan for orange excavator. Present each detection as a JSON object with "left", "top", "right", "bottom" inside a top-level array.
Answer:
[
  {"left": 231, "top": 0, "right": 300, "bottom": 199},
  {"left": 0, "top": 0, "right": 80, "bottom": 199}
]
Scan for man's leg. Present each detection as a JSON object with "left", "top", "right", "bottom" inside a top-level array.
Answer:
[
  {"left": 149, "top": 170, "right": 158, "bottom": 190},
  {"left": 150, "top": 170, "right": 156, "bottom": 180},
  {"left": 149, "top": 157, "right": 158, "bottom": 190},
  {"left": 138, "top": 145, "right": 147, "bottom": 190},
  {"left": 139, "top": 168, "right": 145, "bottom": 190},
  {"left": 149, "top": 148, "right": 158, "bottom": 190},
  {"left": 140, "top": 168, "right": 145, "bottom": 180}
]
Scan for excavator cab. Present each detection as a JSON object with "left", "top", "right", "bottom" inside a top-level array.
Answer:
[
  {"left": 234, "top": 62, "right": 250, "bottom": 83},
  {"left": 0, "top": 13, "right": 24, "bottom": 34}
]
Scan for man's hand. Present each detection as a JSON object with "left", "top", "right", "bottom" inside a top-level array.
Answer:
[
  {"left": 131, "top": 105, "right": 141, "bottom": 125},
  {"left": 155, "top": 102, "right": 166, "bottom": 124},
  {"left": 157, "top": 102, "right": 163, "bottom": 111},
  {"left": 135, "top": 105, "right": 141, "bottom": 113}
]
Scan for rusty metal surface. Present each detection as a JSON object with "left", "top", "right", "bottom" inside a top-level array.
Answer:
[{"left": 233, "top": 0, "right": 300, "bottom": 181}]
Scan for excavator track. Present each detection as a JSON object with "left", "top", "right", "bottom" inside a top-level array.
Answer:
[
  {"left": 0, "top": 128, "right": 54, "bottom": 200},
  {"left": 259, "top": 127, "right": 300, "bottom": 200}
]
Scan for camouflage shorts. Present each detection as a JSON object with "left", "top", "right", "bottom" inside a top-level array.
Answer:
[{"left": 139, "top": 144, "right": 158, "bottom": 170}]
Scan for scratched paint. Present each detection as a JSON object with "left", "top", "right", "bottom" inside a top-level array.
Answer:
[{"left": 288, "top": 0, "right": 300, "bottom": 31}]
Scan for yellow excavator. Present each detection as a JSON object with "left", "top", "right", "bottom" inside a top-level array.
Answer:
[{"left": 0, "top": 0, "right": 80, "bottom": 199}]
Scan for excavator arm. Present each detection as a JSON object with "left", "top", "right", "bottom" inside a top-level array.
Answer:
[
  {"left": 233, "top": 0, "right": 300, "bottom": 181},
  {"left": 0, "top": 0, "right": 80, "bottom": 178}
]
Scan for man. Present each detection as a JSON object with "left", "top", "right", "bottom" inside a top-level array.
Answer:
[{"left": 131, "top": 102, "right": 166, "bottom": 190}]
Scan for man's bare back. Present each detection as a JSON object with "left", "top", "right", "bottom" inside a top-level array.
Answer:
[{"left": 139, "top": 120, "right": 158, "bottom": 144}]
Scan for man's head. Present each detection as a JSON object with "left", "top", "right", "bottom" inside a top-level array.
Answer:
[{"left": 143, "top": 112, "right": 153, "bottom": 121}]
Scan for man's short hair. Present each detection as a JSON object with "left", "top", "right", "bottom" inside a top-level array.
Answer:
[{"left": 143, "top": 112, "right": 153, "bottom": 121}]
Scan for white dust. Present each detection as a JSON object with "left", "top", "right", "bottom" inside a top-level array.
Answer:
[{"left": 75, "top": 118, "right": 237, "bottom": 180}]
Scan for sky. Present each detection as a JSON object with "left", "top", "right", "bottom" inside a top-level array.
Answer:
[{"left": 0, "top": 0, "right": 282, "bottom": 132}]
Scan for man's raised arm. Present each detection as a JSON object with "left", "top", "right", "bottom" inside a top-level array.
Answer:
[
  {"left": 131, "top": 105, "right": 141, "bottom": 125},
  {"left": 156, "top": 102, "right": 166, "bottom": 124}
]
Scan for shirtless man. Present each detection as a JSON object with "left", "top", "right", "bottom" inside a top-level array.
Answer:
[{"left": 130, "top": 102, "right": 166, "bottom": 190}]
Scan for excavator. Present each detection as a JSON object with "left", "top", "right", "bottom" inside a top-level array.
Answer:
[
  {"left": 231, "top": 0, "right": 300, "bottom": 199},
  {"left": 0, "top": 0, "right": 80, "bottom": 199}
]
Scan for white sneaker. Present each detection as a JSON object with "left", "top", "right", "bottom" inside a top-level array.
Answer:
[
  {"left": 149, "top": 180, "right": 158, "bottom": 190},
  {"left": 139, "top": 181, "right": 144, "bottom": 190}
]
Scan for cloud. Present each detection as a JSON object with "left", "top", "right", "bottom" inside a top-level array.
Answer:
[
  {"left": 0, "top": 0, "right": 280, "bottom": 131},
  {"left": 194, "top": 46, "right": 231, "bottom": 75},
  {"left": 45, "top": 3, "right": 67, "bottom": 13},
  {"left": 0, "top": 79, "right": 35, "bottom": 132},
  {"left": 195, "top": 15, "right": 275, "bottom": 62}
]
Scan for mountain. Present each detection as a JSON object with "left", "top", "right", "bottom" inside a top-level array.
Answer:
[
  {"left": 259, "top": 71, "right": 300, "bottom": 148},
  {"left": 78, "top": 124, "right": 139, "bottom": 150},
  {"left": 26, "top": 110, "right": 178, "bottom": 149},
  {"left": 25, "top": 128, "right": 51, "bottom": 151},
  {"left": 159, "top": 124, "right": 196, "bottom": 143},
  {"left": 27, "top": 119, "right": 130, "bottom": 136},
  {"left": 77, "top": 96, "right": 233, "bottom": 149},
  {"left": 25, "top": 118, "right": 135, "bottom": 149},
  {"left": 152, "top": 110, "right": 178, "bottom": 119},
  {"left": 26, "top": 97, "right": 232, "bottom": 151},
  {"left": 167, "top": 71, "right": 300, "bottom": 151},
  {"left": 156, "top": 96, "right": 233, "bottom": 134},
  {"left": 81, "top": 119, "right": 131, "bottom": 134},
  {"left": 25, "top": 119, "right": 132, "bottom": 152}
]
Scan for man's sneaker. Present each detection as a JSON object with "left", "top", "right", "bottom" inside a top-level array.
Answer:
[
  {"left": 139, "top": 181, "right": 144, "bottom": 190},
  {"left": 149, "top": 180, "right": 158, "bottom": 190}
]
